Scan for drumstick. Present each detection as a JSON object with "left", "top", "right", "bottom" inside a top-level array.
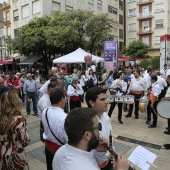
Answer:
[{"left": 146, "top": 160, "right": 157, "bottom": 169}]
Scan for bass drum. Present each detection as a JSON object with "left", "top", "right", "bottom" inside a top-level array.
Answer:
[
  {"left": 157, "top": 98, "right": 170, "bottom": 119},
  {"left": 139, "top": 96, "right": 149, "bottom": 113}
]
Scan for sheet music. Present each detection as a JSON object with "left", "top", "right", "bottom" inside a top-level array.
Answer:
[{"left": 128, "top": 145, "right": 157, "bottom": 170}]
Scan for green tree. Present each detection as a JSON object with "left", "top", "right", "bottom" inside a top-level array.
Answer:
[
  {"left": 150, "top": 57, "right": 160, "bottom": 69},
  {"left": 139, "top": 59, "right": 151, "bottom": 69},
  {"left": 125, "top": 40, "right": 150, "bottom": 67}
]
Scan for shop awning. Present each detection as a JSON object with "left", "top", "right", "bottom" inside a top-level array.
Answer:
[
  {"left": 0, "top": 60, "right": 13, "bottom": 65},
  {"left": 18, "top": 55, "right": 43, "bottom": 66}
]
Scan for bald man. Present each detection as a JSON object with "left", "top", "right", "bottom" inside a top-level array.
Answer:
[{"left": 0, "top": 76, "right": 10, "bottom": 98}]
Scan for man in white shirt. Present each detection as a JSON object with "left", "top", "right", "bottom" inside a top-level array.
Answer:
[
  {"left": 41, "top": 88, "right": 68, "bottom": 170},
  {"left": 146, "top": 75, "right": 161, "bottom": 128},
  {"left": 156, "top": 71, "right": 167, "bottom": 99},
  {"left": 52, "top": 107, "right": 129, "bottom": 170},
  {"left": 143, "top": 68, "right": 152, "bottom": 90},
  {"left": 160, "top": 64, "right": 167, "bottom": 79}
]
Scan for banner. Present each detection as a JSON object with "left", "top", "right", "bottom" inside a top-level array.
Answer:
[
  {"left": 104, "top": 41, "right": 117, "bottom": 68},
  {"left": 57, "top": 63, "right": 68, "bottom": 74}
]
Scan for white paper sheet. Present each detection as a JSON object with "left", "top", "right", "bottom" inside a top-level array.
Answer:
[{"left": 128, "top": 145, "right": 157, "bottom": 170}]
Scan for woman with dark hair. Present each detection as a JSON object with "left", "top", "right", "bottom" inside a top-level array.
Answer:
[
  {"left": 0, "top": 91, "right": 30, "bottom": 170},
  {"left": 86, "top": 69, "right": 97, "bottom": 89}
]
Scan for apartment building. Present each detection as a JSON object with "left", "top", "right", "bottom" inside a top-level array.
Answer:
[
  {"left": 126, "top": 0, "right": 170, "bottom": 57},
  {"left": 1, "top": 0, "right": 125, "bottom": 58}
]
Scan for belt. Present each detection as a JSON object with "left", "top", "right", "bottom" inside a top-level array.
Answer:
[
  {"left": 26, "top": 91, "right": 35, "bottom": 93},
  {"left": 131, "top": 90, "right": 143, "bottom": 94}
]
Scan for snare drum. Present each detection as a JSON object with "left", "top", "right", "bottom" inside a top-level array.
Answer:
[
  {"left": 157, "top": 98, "right": 170, "bottom": 119},
  {"left": 115, "top": 95, "right": 124, "bottom": 103},
  {"left": 123, "top": 95, "right": 134, "bottom": 104},
  {"left": 107, "top": 95, "right": 115, "bottom": 103}
]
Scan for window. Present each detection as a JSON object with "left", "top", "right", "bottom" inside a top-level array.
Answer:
[
  {"left": 13, "top": 9, "right": 19, "bottom": 21},
  {"left": 128, "top": 8, "right": 136, "bottom": 16},
  {"left": 6, "top": 11, "right": 10, "bottom": 22},
  {"left": 119, "top": 29, "right": 123, "bottom": 39},
  {"left": 128, "top": 38, "right": 136, "bottom": 44},
  {"left": 66, "top": 6, "right": 73, "bottom": 12},
  {"left": 7, "top": 27, "right": 11, "bottom": 36},
  {"left": 142, "top": 6, "right": 149, "bottom": 17},
  {"left": 22, "top": 5, "right": 29, "bottom": 18},
  {"left": 142, "top": 36, "right": 149, "bottom": 45},
  {"left": 108, "top": 6, "right": 118, "bottom": 15},
  {"left": 33, "top": 0, "right": 41, "bottom": 14},
  {"left": 128, "top": 23, "right": 136, "bottom": 31},
  {"left": 142, "top": 21, "right": 149, "bottom": 31},
  {"left": 0, "top": 29, "right": 4, "bottom": 37},
  {"left": 119, "top": 15, "right": 123, "bottom": 25},
  {"left": 155, "top": 3, "right": 164, "bottom": 12},
  {"left": 52, "top": 2, "right": 60, "bottom": 11},
  {"left": 97, "top": 0, "right": 102, "bottom": 9},
  {"left": 155, "top": 36, "right": 160, "bottom": 44},
  {"left": 14, "top": 28, "right": 19, "bottom": 38},
  {"left": 119, "top": 1, "right": 123, "bottom": 10},
  {"left": 155, "top": 19, "right": 164, "bottom": 28}
]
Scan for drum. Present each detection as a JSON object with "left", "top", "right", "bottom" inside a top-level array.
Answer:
[
  {"left": 123, "top": 95, "right": 134, "bottom": 104},
  {"left": 157, "top": 98, "right": 170, "bottom": 119},
  {"left": 115, "top": 93, "right": 124, "bottom": 103},
  {"left": 139, "top": 96, "right": 149, "bottom": 113},
  {"left": 107, "top": 95, "right": 115, "bottom": 103},
  {"left": 76, "top": 89, "right": 84, "bottom": 95}
]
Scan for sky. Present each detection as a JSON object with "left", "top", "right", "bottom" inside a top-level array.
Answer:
[{"left": 0, "top": 0, "right": 7, "bottom": 3}]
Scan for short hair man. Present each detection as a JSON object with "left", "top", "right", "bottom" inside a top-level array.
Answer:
[
  {"left": 52, "top": 107, "right": 129, "bottom": 170},
  {"left": 0, "top": 76, "right": 10, "bottom": 98},
  {"left": 41, "top": 88, "right": 67, "bottom": 170}
]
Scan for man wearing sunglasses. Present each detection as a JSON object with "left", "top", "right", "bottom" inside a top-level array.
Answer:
[{"left": 52, "top": 107, "right": 129, "bottom": 170}]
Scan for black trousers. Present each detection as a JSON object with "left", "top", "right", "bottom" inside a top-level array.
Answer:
[
  {"left": 167, "top": 119, "right": 170, "bottom": 131},
  {"left": 45, "top": 147, "right": 54, "bottom": 170},
  {"left": 147, "top": 100, "right": 158, "bottom": 125},
  {"left": 70, "top": 100, "right": 81, "bottom": 111},
  {"left": 128, "top": 92, "right": 143, "bottom": 116},
  {"left": 108, "top": 102, "right": 123, "bottom": 121}
]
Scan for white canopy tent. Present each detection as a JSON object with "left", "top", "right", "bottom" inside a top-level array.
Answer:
[{"left": 53, "top": 48, "right": 104, "bottom": 63}]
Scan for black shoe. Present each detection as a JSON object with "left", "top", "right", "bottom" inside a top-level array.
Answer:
[
  {"left": 125, "top": 114, "right": 131, "bottom": 118},
  {"left": 164, "top": 131, "right": 170, "bottom": 135},
  {"left": 34, "top": 113, "right": 39, "bottom": 117},
  {"left": 135, "top": 115, "right": 139, "bottom": 119},
  {"left": 118, "top": 120, "right": 123, "bottom": 124},
  {"left": 163, "top": 144, "right": 170, "bottom": 150},
  {"left": 145, "top": 120, "right": 151, "bottom": 124},
  {"left": 148, "top": 124, "right": 156, "bottom": 128}
]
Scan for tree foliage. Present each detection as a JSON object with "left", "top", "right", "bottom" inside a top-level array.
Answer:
[{"left": 7, "top": 10, "right": 114, "bottom": 66}]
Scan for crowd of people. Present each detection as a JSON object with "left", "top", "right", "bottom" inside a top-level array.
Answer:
[{"left": 0, "top": 63, "right": 170, "bottom": 170}]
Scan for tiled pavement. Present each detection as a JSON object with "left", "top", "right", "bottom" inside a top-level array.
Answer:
[{"left": 24, "top": 102, "right": 170, "bottom": 170}]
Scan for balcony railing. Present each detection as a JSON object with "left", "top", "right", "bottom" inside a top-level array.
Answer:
[
  {"left": 138, "top": 12, "right": 153, "bottom": 19},
  {"left": 138, "top": 27, "right": 153, "bottom": 34},
  {"left": 2, "top": 2, "right": 10, "bottom": 10},
  {"left": 137, "top": 0, "right": 154, "bottom": 5}
]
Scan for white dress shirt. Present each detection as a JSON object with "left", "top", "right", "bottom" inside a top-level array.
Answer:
[
  {"left": 110, "top": 79, "right": 127, "bottom": 93},
  {"left": 166, "top": 69, "right": 170, "bottom": 76},
  {"left": 41, "top": 106, "right": 68, "bottom": 145},
  {"left": 128, "top": 77, "right": 147, "bottom": 92},
  {"left": 67, "top": 83, "right": 83, "bottom": 97},
  {"left": 156, "top": 76, "right": 167, "bottom": 90},
  {"left": 52, "top": 144, "right": 108, "bottom": 170},
  {"left": 39, "top": 80, "right": 50, "bottom": 96},
  {"left": 143, "top": 73, "right": 151, "bottom": 89},
  {"left": 38, "top": 94, "right": 51, "bottom": 119},
  {"left": 151, "top": 82, "right": 161, "bottom": 97},
  {"left": 161, "top": 68, "right": 167, "bottom": 78},
  {"left": 98, "top": 112, "right": 112, "bottom": 142},
  {"left": 165, "top": 86, "right": 170, "bottom": 97}
]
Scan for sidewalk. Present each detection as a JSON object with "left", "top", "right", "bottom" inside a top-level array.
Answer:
[{"left": 24, "top": 102, "right": 170, "bottom": 170}]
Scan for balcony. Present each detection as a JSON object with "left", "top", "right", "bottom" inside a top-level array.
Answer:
[
  {"left": 137, "top": 12, "right": 153, "bottom": 20},
  {"left": 137, "top": 0, "right": 154, "bottom": 5},
  {"left": 138, "top": 27, "right": 153, "bottom": 34},
  {"left": 4, "top": 17, "right": 11, "bottom": 24},
  {"left": 2, "top": 2, "right": 10, "bottom": 11}
]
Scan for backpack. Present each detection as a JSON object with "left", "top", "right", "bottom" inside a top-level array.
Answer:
[{"left": 87, "top": 77, "right": 94, "bottom": 89}]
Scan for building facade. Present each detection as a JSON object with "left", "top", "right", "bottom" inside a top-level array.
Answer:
[
  {"left": 126, "top": 0, "right": 170, "bottom": 57},
  {"left": 2, "top": 0, "right": 125, "bottom": 59}
]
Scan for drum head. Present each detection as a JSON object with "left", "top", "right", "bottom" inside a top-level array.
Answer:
[{"left": 157, "top": 100, "right": 170, "bottom": 119}]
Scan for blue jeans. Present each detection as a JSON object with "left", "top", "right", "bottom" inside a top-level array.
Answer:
[{"left": 26, "top": 92, "right": 37, "bottom": 115}]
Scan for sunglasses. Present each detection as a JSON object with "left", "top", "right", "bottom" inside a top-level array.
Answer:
[{"left": 90, "top": 122, "right": 102, "bottom": 131}]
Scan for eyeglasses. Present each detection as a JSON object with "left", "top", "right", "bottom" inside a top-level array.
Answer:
[{"left": 90, "top": 122, "right": 102, "bottom": 131}]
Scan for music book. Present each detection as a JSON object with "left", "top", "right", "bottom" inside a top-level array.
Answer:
[{"left": 128, "top": 145, "right": 157, "bottom": 170}]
